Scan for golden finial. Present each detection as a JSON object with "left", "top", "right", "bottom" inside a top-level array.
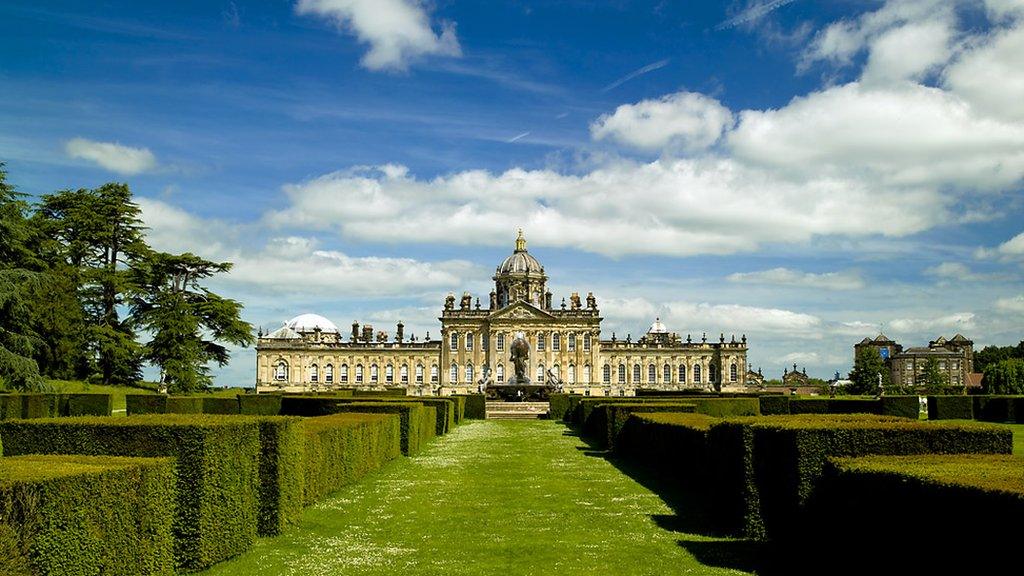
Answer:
[{"left": 515, "top": 228, "right": 527, "bottom": 252}]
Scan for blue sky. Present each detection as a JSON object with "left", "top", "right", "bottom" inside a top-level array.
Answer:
[{"left": 2, "top": 0, "right": 1023, "bottom": 386}]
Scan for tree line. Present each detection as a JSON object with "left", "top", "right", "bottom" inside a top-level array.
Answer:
[
  {"left": 849, "top": 341, "right": 1024, "bottom": 395},
  {"left": 0, "top": 163, "right": 252, "bottom": 393}
]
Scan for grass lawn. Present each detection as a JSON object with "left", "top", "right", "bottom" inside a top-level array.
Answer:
[{"left": 201, "top": 420, "right": 751, "bottom": 576}]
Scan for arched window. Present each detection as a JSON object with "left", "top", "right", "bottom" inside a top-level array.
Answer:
[
  {"left": 633, "top": 364, "right": 641, "bottom": 383},
  {"left": 552, "top": 364, "right": 560, "bottom": 381},
  {"left": 370, "top": 364, "right": 379, "bottom": 383},
  {"left": 466, "top": 331, "right": 474, "bottom": 351},
  {"left": 400, "top": 364, "right": 408, "bottom": 384},
  {"left": 603, "top": 364, "right": 611, "bottom": 384},
  {"left": 355, "top": 364, "right": 364, "bottom": 384},
  {"left": 663, "top": 364, "right": 671, "bottom": 383},
  {"left": 537, "top": 333, "right": 545, "bottom": 351},
  {"left": 415, "top": 364, "right": 424, "bottom": 383},
  {"left": 325, "top": 364, "right": 334, "bottom": 384},
  {"left": 340, "top": 363, "right": 349, "bottom": 384},
  {"left": 552, "top": 333, "right": 561, "bottom": 351},
  {"left": 568, "top": 333, "right": 577, "bottom": 351},
  {"left": 693, "top": 365, "right": 702, "bottom": 383},
  {"left": 568, "top": 364, "right": 576, "bottom": 383},
  {"left": 466, "top": 363, "right": 474, "bottom": 383},
  {"left": 536, "top": 363, "right": 545, "bottom": 382},
  {"left": 496, "top": 364, "right": 505, "bottom": 382},
  {"left": 385, "top": 364, "right": 394, "bottom": 384},
  {"left": 449, "top": 363, "right": 458, "bottom": 383},
  {"left": 274, "top": 360, "right": 288, "bottom": 381},
  {"left": 678, "top": 364, "right": 686, "bottom": 384},
  {"left": 431, "top": 365, "right": 439, "bottom": 383},
  {"left": 583, "top": 333, "right": 591, "bottom": 351},
  {"left": 618, "top": 364, "right": 626, "bottom": 384},
  {"left": 583, "top": 364, "right": 591, "bottom": 383},
  {"left": 709, "top": 364, "right": 717, "bottom": 383},
  {"left": 496, "top": 333, "right": 505, "bottom": 351},
  {"left": 310, "top": 364, "right": 319, "bottom": 383},
  {"left": 730, "top": 363, "right": 738, "bottom": 382},
  {"left": 647, "top": 364, "right": 656, "bottom": 383},
  {"left": 450, "top": 332, "right": 458, "bottom": 351}
]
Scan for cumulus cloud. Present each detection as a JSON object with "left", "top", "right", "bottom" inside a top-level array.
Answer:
[
  {"left": 945, "top": 22, "right": 1024, "bottom": 122},
  {"left": 727, "top": 267, "right": 865, "bottom": 290},
  {"left": 976, "top": 230, "right": 1024, "bottom": 260},
  {"left": 664, "top": 302, "right": 823, "bottom": 335},
  {"left": 65, "top": 137, "right": 158, "bottom": 175},
  {"left": 590, "top": 91, "right": 734, "bottom": 151},
  {"left": 995, "top": 294, "right": 1024, "bottom": 313},
  {"left": 889, "top": 312, "right": 975, "bottom": 333},
  {"left": 295, "top": 0, "right": 460, "bottom": 71}
]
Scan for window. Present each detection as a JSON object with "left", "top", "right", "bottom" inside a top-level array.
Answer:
[
  {"left": 450, "top": 363, "right": 458, "bottom": 383},
  {"left": 568, "top": 333, "right": 576, "bottom": 351},
  {"left": 450, "top": 332, "right": 458, "bottom": 351},
  {"left": 355, "top": 364, "right": 364, "bottom": 384},
  {"left": 648, "top": 364, "right": 656, "bottom": 383},
  {"left": 466, "top": 364, "right": 474, "bottom": 383},
  {"left": 568, "top": 364, "right": 576, "bottom": 383},
  {"left": 274, "top": 360, "right": 288, "bottom": 381},
  {"left": 496, "top": 333, "right": 505, "bottom": 351},
  {"left": 310, "top": 364, "right": 319, "bottom": 383},
  {"left": 340, "top": 364, "right": 349, "bottom": 384},
  {"left": 466, "top": 331, "right": 474, "bottom": 351},
  {"left": 537, "top": 363, "right": 545, "bottom": 382},
  {"left": 633, "top": 364, "right": 641, "bottom": 383},
  {"left": 553, "top": 333, "right": 561, "bottom": 351},
  {"left": 583, "top": 364, "right": 591, "bottom": 383},
  {"left": 370, "top": 364, "right": 379, "bottom": 383},
  {"left": 385, "top": 364, "right": 394, "bottom": 384},
  {"left": 663, "top": 364, "right": 671, "bottom": 383},
  {"left": 678, "top": 364, "right": 686, "bottom": 384},
  {"left": 482, "top": 334, "right": 488, "bottom": 351},
  {"left": 325, "top": 364, "right": 334, "bottom": 384},
  {"left": 618, "top": 364, "right": 626, "bottom": 384},
  {"left": 431, "top": 365, "right": 439, "bottom": 383},
  {"left": 496, "top": 364, "right": 504, "bottom": 382},
  {"left": 730, "top": 363, "right": 737, "bottom": 382},
  {"left": 416, "top": 364, "right": 424, "bottom": 383},
  {"left": 694, "top": 365, "right": 702, "bottom": 383},
  {"left": 583, "top": 333, "right": 591, "bottom": 351},
  {"left": 538, "top": 333, "right": 546, "bottom": 351},
  {"left": 400, "top": 364, "right": 408, "bottom": 384},
  {"left": 603, "top": 364, "right": 611, "bottom": 384},
  {"left": 709, "top": 365, "right": 717, "bottom": 383},
  {"left": 552, "top": 364, "right": 560, "bottom": 381}
]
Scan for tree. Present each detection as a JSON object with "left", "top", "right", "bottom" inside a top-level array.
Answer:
[
  {"left": 916, "top": 357, "right": 950, "bottom": 393},
  {"left": 849, "top": 347, "right": 890, "bottom": 394},
  {"left": 131, "top": 252, "right": 253, "bottom": 393},
  {"left": 974, "top": 344, "right": 1020, "bottom": 373},
  {"left": 982, "top": 359, "right": 1024, "bottom": 395}
]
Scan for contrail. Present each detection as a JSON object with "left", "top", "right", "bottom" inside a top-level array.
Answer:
[
  {"left": 715, "top": 0, "right": 799, "bottom": 31},
  {"left": 600, "top": 58, "right": 671, "bottom": 93},
  {"left": 507, "top": 131, "right": 530, "bottom": 143}
]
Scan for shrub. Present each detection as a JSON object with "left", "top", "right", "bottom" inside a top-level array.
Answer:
[
  {"left": 758, "top": 395, "right": 790, "bottom": 415},
  {"left": 880, "top": 395, "right": 920, "bottom": 419},
  {"left": 615, "top": 412, "right": 718, "bottom": 487},
  {"left": 973, "top": 395, "right": 1024, "bottom": 423},
  {"left": 238, "top": 394, "right": 282, "bottom": 416},
  {"left": 280, "top": 396, "right": 346, "bottom": 417},
  {"left": 126, "top": 394, "right": 166, "bottom": 415},
  {"left": 21, "top": 394, "right": 59, "bottom": 419},
  {"left": 927, "top": 395, "right": 974, "bottom": 420},
  {"left": 327, "top": 402, "right": 433, "bottom": 456},
  {"left": 252, "top": 417, "right": 305, "bottom": 537},
  {"left": 301, "top": 413, "right": 402, "bottom": 505},
  {"left": 201, "top": 397, "right": 239, "bottom": 415},
  {"left": 788, "top": 398, "right": 881, "bottom": 415},
  {"left": 548, "top": 393, "right": 576, "bottom": 421},
  {"left": 688, "top": 398, "right": 759, "bottom": 417},
  {"left": 0, "top": 415, "right": 262, "bottom": 572},
  {"left": 353, "top": 388, "right": 406, "bottom": 397},
  {"left": 461, "top": 394, "right": 486, "bottom": 420},
  {"left": 63, "top": 394, "right": 113, "bottom": 417},
  {"left": 0, "top": 455, "right": 176, "bottom": 576},
  {"left": 165, "top": 397, "right": 203, "bottom": 414},
  {"left": 585, "top": 402, "right": 697, "bottom": 449},
  {"left": 447, "top": 395, "right": 466, "bottom": 424},
  {"left": 0, "top": 394, "right": 22, "bottom": 419}
]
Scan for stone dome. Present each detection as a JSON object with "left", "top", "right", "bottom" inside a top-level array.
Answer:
[
  {"left": 648, "top": 318, "right": 668, "bottom": 334},
  {"left": 285, "top": 313, "right": 339, "bottom": 334},
  {"left": 496, "top": 229, "right": 544, "bottom": 275}
]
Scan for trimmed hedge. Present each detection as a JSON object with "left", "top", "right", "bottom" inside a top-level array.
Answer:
[
  {"left": 327, "top": 402, "right": 434, "bottom": 456},
  {"left": 584, "top": 402, "right": 697, "bottom": 449},
  {"left": 201, "top": 397, "right": 240, "bottom": 415},
  {"left": 0, "top": 455, "right": 176, "bottom": 576},
  {"left": 280, "top": 395, "right": 347, "bottom": 417},
  {"left": 0, "top": 395, "right": 22, "bottom": 419},
  {"left": 353, "top": 388, "right": 407, "bottom": 397},
  {"left": 615, "top": 412, "right": 718, "bottom": 487},
  {"left": 788, "top": 398, "right": 880, "bottom": 415},
  {"left": 461, "top": 394, "right": 486, "bottom": 420},
  {"left": 880, "top": 395, "right": 920, "bottom": 419},
  {"left": 758, "top": 395, "right": 790, "bottom": 415},
  {"left": 572, "top": 397, "right": 759, "bottom": 429},
  {"left": 126, "top": 394, "right": 166, "bottom": 415},
  {"left": 165, "top": 397, "right": 203, "bottom": 414},
  {"left": 252, "top": 416, "right": 305, "bottom": 537},
  {"left": 449, "top": 395, "right": 466, "bottom": 424},
  {"left": 973, "top": 395, "right": 1024, "bottom": 423},
  {"left": 239, "top": 394, "right": 283, "bottom": 416},
  {"left": 548, "top": 394, "right": 577, "bottom": 421},
  {"left": 301, "top": 413, "right": 402, "bottom": 505},
  {"left": 928, "top": 395, "right": 974, "bottom": 420},
  {"left": 63, "top": 394, "right": 113, "bottom": 417},
  {"left": 0, "top": 415, "right": 262, "bottom": 572}
]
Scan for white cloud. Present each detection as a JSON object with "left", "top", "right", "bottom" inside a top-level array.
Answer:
[
  {"left": 945, "top": 22, "right": 1024, "bottom": 122},
  {"left": 779, "top": 351, "right": 820, "bottom": 365},
  {"left": 995, "top": 294, "right": 1024, "bottom": 313},
  {"left": 590, "top": 91, "right": 734, "bottom": 152},
  {"left": 889, "top": 312, "right": 975, "bottom": 333},
  {"left": 924, "top": 261, "right": 993, "bottom": 281},
  {"left": 985, "top": 0, "right": 1024, "bottom": 19},
  {"left": 295, "top": 0, "right": 460, "bottom": 71},
  {"left": 976, "top": 231, "right": 1024, "bottom": 260},
  {"left": 727, "top": 267, "right": 865, "bottom": 290},
  {"left": 861, "top": 18, "right": 954, "bottom": 84},
  {"left": 65, "top": 137, "right": 158, "bottom": 175},
  {"left": 664, "top": 302, "right": 823, "bottom": 335}
]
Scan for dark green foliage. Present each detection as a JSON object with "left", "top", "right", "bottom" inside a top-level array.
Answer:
[
  {"left": 279, "top": 395, "right": 348, "bottom": 416},
  {"left": 0, "top": 270, "right": 46, "bottom": 391},
  {"left": 927, "top": 395, "right": 974, "bottom": 420},
  {"left": 916, "top": 357, "right": 950, "bottom": 392},
  {"left": 353, "top": 388, "right": 407, "bottom": 397},
  {"left": 252, "top": 417, "right": 305, "bottom": 536},
  {"left": 849, "top": 346, "right": 889, "bottom": 395},
  {"left": 63, "top": 393, "right": 112, "bottom": 416},
  {"left": 982, "top": 358, "right": 1024, "bottom": 395},
  {"left": 238, "top": 394, "right": 282, "bottom": 416},
  {"left": 447, "top": 395, "right": 466, "bottom": 424},
  {"left": 758, "top": 395, "right": 790, "bottom": 415},
  {"left": 548, "top": 393, "right": 578, "bottom": 421},
  {"left": 165, "top": 396, "right": 203, "bottom": 414},
  {"left": 706, "top": 418, "right": 764, "bottom": 538},
  {"left": 974, "top": 342, "right": 1024, "bottom": 374},
  {"left": 583, "top": 402, "right": 697, "bottom": 449},
  {"left": 201, "top": 397, "right": 239, "bottom": 415},
  {"left": 880, "top": 395, "right": 920, "bottom": 419},
  {"left": 126, "top": 394, "right": 166, "bottom": 415},
  {"left": 328, "top": 402, "right": 433, "bottom": 456},
  {"left": 615, "top": 413, "right": 718, "bottom": 487},
  {"left": 572, "top": 397, "right": 758, "bottom": 429},
  {"left": 689, "top": 397, "right": 759, "bottom": 417},
  {"left": 0, "top": 454, "right": 175, "bottom": 576},
  {"left": 0, "top": 395, "right": 23, "bottom": 419},
  {"left": 460, "top": 394, "right": 486, "bottom": 419},
  {"left": 351, "top": 397, "right": 452, "bottom": 435},
  {"left": 301, "top": 414, "right": 402, "bottom": 505},
  {"left": 0, "top": 415, "right": 262, "bottom": 571},
  {"left": 20, "top": 394, "right": 58, "bottom": 419},
  {"left": 972, "top": 395, "right": 1024, "bottom": 423},
  {"left": 788, "top": 398, "right": 880, "bottom": 415}
]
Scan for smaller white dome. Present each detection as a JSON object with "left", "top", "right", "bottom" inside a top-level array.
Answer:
[
  {"left": 286, "top": 313, "right": 339, "bottom": 334},
  {"left": 648, "top": 317, "right": 668, "bottom": 334}
]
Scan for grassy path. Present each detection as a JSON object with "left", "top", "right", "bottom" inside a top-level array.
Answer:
[{"left": 203, "top": 420, "right": 751, "bottom": 576}]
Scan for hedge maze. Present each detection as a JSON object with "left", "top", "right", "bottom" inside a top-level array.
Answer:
[{"left": 0, "top": 392, "right": 477, "bottom": 575}]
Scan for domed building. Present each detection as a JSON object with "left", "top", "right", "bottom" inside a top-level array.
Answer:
[{"left": 256, "top": 230, "right": 748, "bottom": 395}]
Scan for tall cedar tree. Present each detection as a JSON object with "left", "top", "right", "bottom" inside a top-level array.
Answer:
[
  {"left": 36, "top": 184, "right": 149, "bottom": 385},
  {"left": 849, "top": 346, "right": 891, "bottom": 394},
  {"left": 131, "top": 252, "right": 253, "bottom": 393}
]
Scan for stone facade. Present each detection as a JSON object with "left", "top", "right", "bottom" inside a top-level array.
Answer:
[
  {"left": 256, "top": 231, "right": 748, "bottom": 395},
  {"left": 855, "top": 333, "right": 974, "bottom": 388}
]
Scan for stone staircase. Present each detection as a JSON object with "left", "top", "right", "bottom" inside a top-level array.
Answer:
[{"left": 486, "top": 401, "right": 550, "bottom": 420}]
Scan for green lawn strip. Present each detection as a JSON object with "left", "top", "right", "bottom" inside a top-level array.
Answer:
[{"left": 200, "top": 420, "right": 752, "bottom": 576}]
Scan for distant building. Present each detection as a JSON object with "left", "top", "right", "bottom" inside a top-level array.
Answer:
[
  {"left": 782, "top": 364, "right": 811, "bottom": 387},
  {"left": 855, "top": 334, "right": 974, "bottom": 389},
  {"left": 855, "top": 334, "right": 902, "bottom": 362}
]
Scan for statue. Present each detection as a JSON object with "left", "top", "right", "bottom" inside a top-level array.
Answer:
[{"left": 509, "top": 332, "right": 530, "bottom": 384}]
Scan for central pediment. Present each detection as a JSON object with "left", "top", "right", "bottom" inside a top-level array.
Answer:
[{"left": 488, "top": 300, "right": 556, "bottom": 321}]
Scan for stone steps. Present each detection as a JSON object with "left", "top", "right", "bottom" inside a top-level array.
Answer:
[{"left": 486, "top": 401, "right": 550, "bottom": 420}]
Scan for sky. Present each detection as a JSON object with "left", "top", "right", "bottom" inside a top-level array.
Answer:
[{"left": 2, "top": 0, "right": 1023, "bottom": 387}]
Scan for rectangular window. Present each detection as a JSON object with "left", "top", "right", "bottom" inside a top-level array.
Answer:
[
  {"left": 568, "top": 334, "right": 576, "bottom": 351},
  {"left": 552, "top": 333, "right": 561, "bottom": 351},
  {"left": 537, "top": 333, "right": 545, "bottom": 351},
  {"left": 496, "top": 333, "right": 505, "bottom": 351},
  {"left": 482, "top": 334, "right": 488, "bottom": 351},
  {"left": 450, "top": 332, "right": 458, "bottom": 351},
  {"left": 583, "top": 333, "right": 591, "bottom": 351},
  {"left": 466, "top": 331, "right": 474, "bottom": 351}
]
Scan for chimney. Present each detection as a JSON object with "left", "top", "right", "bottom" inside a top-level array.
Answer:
[
  {"left": 352, "top": 321, "right": 360, "bottom": 342},
  {"left": 362, "top": 324, "right": 373, "bottom": 343},
  {"left": 396, "top": 321, "right": 405, "bottom": 344}
]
